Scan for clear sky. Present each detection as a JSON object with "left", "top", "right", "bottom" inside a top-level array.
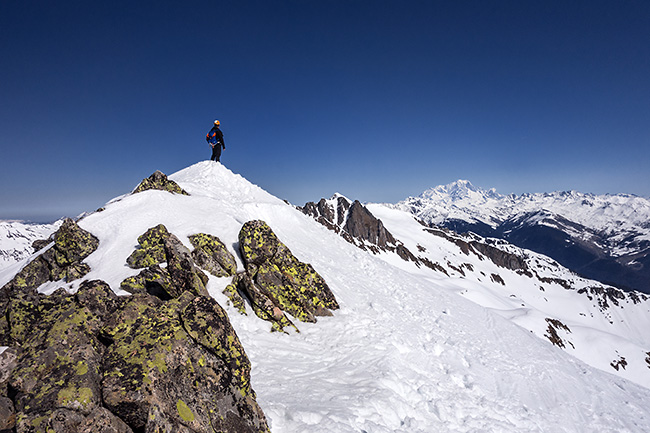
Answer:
[{"left": 1, "top": 1, "right": 649, "bottom": 222}]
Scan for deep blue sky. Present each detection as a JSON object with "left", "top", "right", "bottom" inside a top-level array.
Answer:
[{"left": 2, "top": 1, "right": 649, "bottom": 221}]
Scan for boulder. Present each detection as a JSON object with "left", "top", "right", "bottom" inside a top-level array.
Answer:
[
  {"left": 120, "top": 264, "right": 175, "bottom": 300},
  {"left": 132, "top": 170, "right": 189, "bottom": 195},
  {"left": 164, "top": 234, "right": 210, "bottom": 298},
  {"left": 3, "top": 280, "right": 270, "bottom": 433},
  {"left": 52, "top": 218, "right": 100, "bottom": 268},
  {"left": 126, "top": 224, "right": 170, "bottom": 269},
  {"left": 235, "top": 220, "right": 339, "bottom": 331},
  {"left": 7, "top": 287, "right": 106, "bottom": 429},
  {"left": 189, "top": 233, "right": 237, "bottom": 277},
  {"left": 102, "top": 291, "right": 268, "bottom": 433}
]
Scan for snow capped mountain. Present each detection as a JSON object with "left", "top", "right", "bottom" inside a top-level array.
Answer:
[
  {"left": 4, "top": 164, "right": 650, "bottom": 432},
  {"left": 0, "top": 220, "right": 61, "bottom": 271},
  {"left": 397, "top": 180, "right": 650, "bottom": 293}
]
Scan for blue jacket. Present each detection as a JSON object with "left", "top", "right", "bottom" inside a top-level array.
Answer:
[{"left": 206, "top": 126, "right": 225, "bottom": 147}]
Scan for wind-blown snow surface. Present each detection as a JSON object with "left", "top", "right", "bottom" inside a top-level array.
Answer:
[{"left": 4, "top": 162, "right": 650, "bottom": 432}]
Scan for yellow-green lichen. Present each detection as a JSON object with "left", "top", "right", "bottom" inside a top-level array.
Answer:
[
  {"left": 57, "top": 386, "right": 93, "bottom": 409},
  {"left": 176, "top": 399, "right": 195, "bottom": 422}
]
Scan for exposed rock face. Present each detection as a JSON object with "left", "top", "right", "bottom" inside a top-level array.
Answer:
[
  {"left": 300, "top": 196, "right": 421, "bottom": 263},
  {"left": 189, "top": 233, "right": 237, "bottom": 277},
  {"left": 424, "top": 227, "right": 530, "bottom": 274},
  {"left": 120, "top": 264, "right": 174, "bottom": 300},
  {"left": 132, "top": 170, "right": 189, "bottom": 195},
  {"left": 227, "top": 220, "right": 339, "bottom": 331},
  {"left": 164, "top": 234, "right": 210, "bottom": 298},
  {"left": 344, "top": 200, "right": 398, "bottom": 248},
  {"left": 3, "top": 279, "right": 270, "bottom": 433},
  {"left": 126, "top": 224, "right": 170, "bottom": 269},
  {"left": 1, "top": 218, "right": 99, "bottom": 296}
]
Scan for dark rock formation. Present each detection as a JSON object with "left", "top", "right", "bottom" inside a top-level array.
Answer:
[
  {"left": 189, "top": 233, "right": 237, "bottom": 277},
  {"left": 1, "top": 218, "right": 99, "bottom": 296},
  {"left": 344, "top": 200, "right": 397, "bottom": 248},
  {"left": 3, "top": 278, "right": 270, "bottom": 433},
  {"left": 132, "top": 170, "right": 189, "bottom": 195},
  {"left": 0, "top": 217, "right": 271, "bottom": 432},
  {"left": 164, "top": 234, "right": 210, "bottom": 298},
  {"left": 425, "top": 227, "right": 530, "bottom": 275},
  {"left": 120, "top": 264, "right": 174, "bottom": 300},
  {"left": 124, "top": 228, "right": 230, "bottom": 301},
  {"left": 227, "top": 220, "right": 339, "bottom": 332},
  {"left": 126, "top": 224, "right": 170, "bottom": 269},
  {"left": 300, "top": 196, "right": 420, "bottom": 264}
]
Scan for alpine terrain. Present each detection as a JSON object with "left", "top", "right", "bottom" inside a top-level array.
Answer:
[
  {"left": 0, "top": 220, "right": 62, "bottom": 271},
  {"left": 396, "top": 180, "right": 650, "bottom": 293},
  {"left": 2, "top": 163, "right": 650, "bottom": 432}
]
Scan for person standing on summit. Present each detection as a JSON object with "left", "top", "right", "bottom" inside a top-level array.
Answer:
[{"left": 206, "top": 120, "right": 225, "bottom": 162}]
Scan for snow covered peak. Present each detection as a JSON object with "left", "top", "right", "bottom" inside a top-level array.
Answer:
[
  {"left": 329, "top": 192, "right": 351, "bottom": 202},
  {"left": 418, "top": 179, "right": 503, "bottom": 206},
  {"left": 169, "top": 161, "right": 278, "bottom": 205}
]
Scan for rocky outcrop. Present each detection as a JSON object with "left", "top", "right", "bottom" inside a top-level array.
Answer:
[
  {"left": 189, "top": 233, "right": 237, "bottom": 277},
  {"left": 300, "top": 196, "right": 420, "bottom": 265},
  {"left": 132, "top": 170, "right": 189, "bottom": 195},
  {"left": 164, "top": 234, "right": 210, "bottom": 298},
  {"left": 0, "top": 219, "right": 271, "bottom": 432},
  {"left": 1, "top": 218, "right": 99, "bottom": 297},
  {"left": 1, "top": 280, "right": 269, "bottom": 433},
  {"left": 123, "top": 227, "right": 238, "bottom": 302},
  {"left": 343, "top": 200, "right": 397, "bottom": 249},
  {"left": 425, "top": 227, "right": 530, "bottom": 275},
  {"left": 120, "top": 264, "right": 174, "bottom": 300},
  {"left": 126, "top": 224, "right": 170, "bottom": 269},
  {"left": 226, "top": 220, "right": 339, "bottom": 332}
]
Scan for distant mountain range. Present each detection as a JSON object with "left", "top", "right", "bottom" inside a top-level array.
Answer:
[
  {"left": 0, "top": 220, "right": 61, "bottom": 271},
  {"left": 394, "top": 180, "right": 650, "bottom": 293}
]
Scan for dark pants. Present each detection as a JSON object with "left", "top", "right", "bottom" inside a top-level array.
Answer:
[{"left": 211, "top": 144, "right": 222, "bottom": 162}]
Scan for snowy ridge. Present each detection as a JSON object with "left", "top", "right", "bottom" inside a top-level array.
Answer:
[{"left": 3, "top": 163, "right": 650, "bottom": 431}]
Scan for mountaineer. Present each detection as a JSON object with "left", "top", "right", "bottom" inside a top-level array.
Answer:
[{"left": 206, "top": 120, "right": 226, "bottom": 162}]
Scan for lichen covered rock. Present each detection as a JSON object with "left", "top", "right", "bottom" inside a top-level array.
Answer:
[
  {"left": 6, "top": 285, "right": 109, "bottom": 430},
  {"left": 120, "top": 264, "right": 175, "bottom": 300},
  {"left": 223, "top": 276, "right": 248, "bottom": 315},
  {"left": 132, "top": 170, "right": 189, "bottom": 195},
  {"left": 126, "top": 224, "right": 170, "bottom": 269},
  {"left": 1, "top": 218, "right": 98, "bottom": 295},
  {"left": 165, "top": 234, "right": 209, "bottom": 298},
  {"left": 189, "top": 233, "right": 237, "bottom": 277},
  {"left": 2, "top": 280, "right": 270, "bottom": 433},
  {"left": 102, "top": 291, "right": 268, "bottom": 433},
  {"left": 234, "top": 220, "right": 339, "bottom": 331}
]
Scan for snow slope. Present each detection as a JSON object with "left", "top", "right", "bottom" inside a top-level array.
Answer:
[
  {"left": 3, "top": 162, "right": 650, "bottom": 432},
  {"left": 366, "top": 203, "right": 650, "bottom": 389}
]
